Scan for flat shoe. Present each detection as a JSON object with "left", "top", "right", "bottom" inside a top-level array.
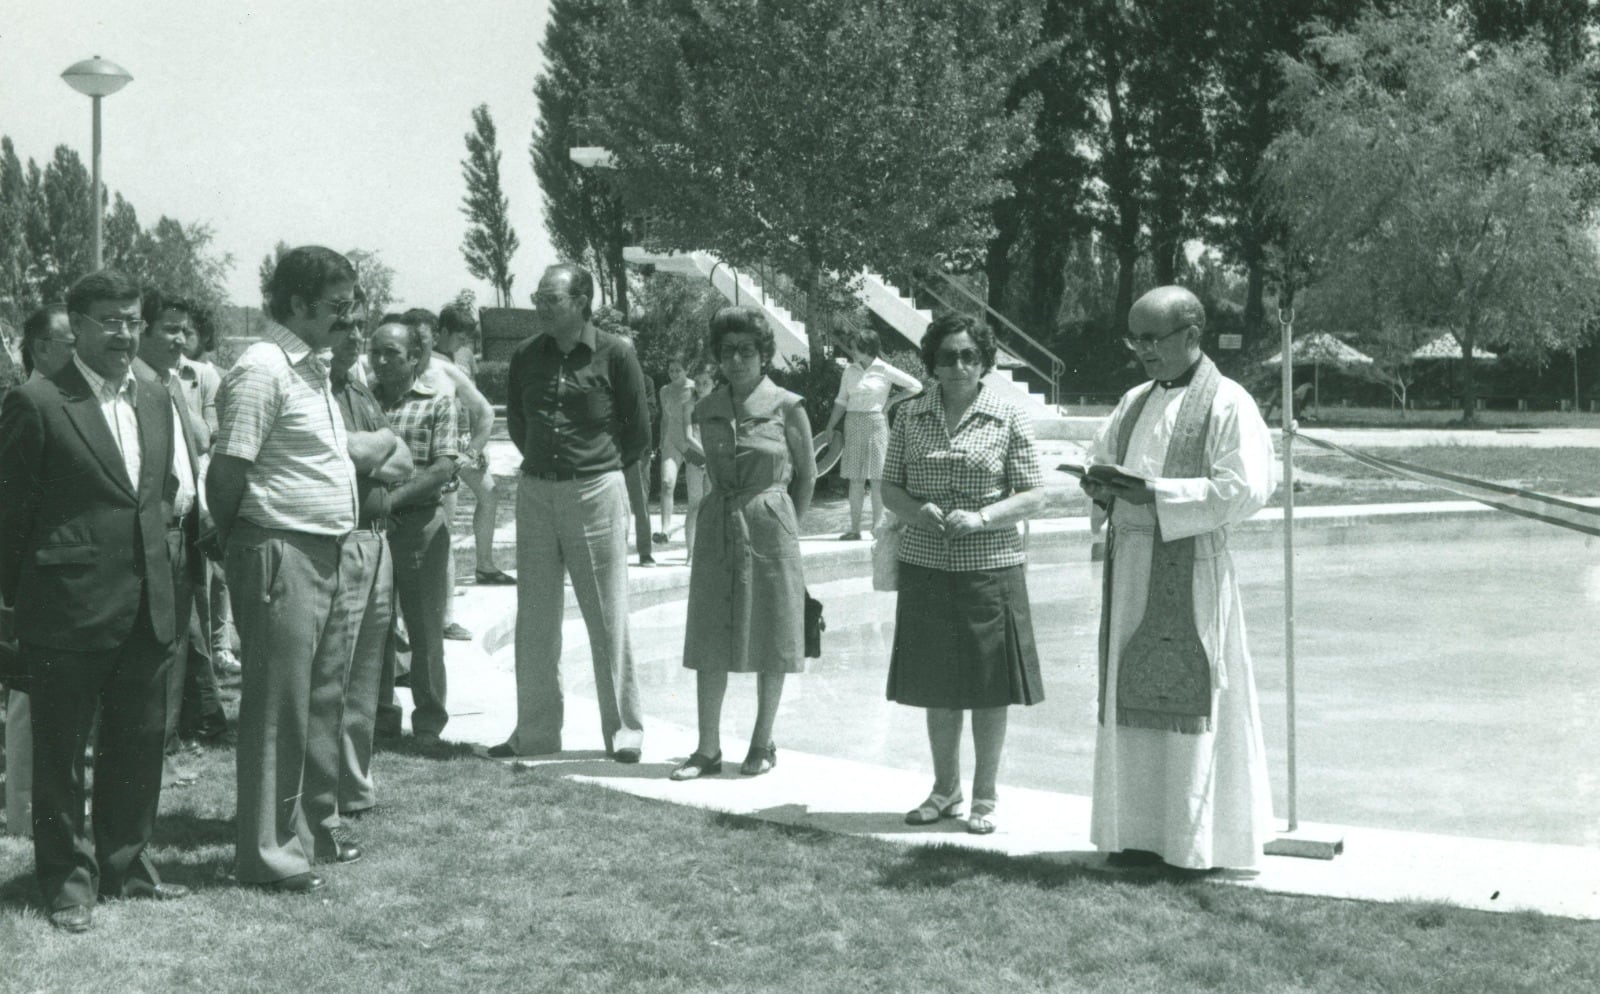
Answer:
[
  {"left": 611, "top": 747, "right": 642, "bottom": 764},
  {"left": 48, "top": 905, "right": 92, "bottom": 932},
  {"left": 442, "top": 623, "right": 473, "bottom": 641},
  {"left": 740, "top": 742, "right": 776, "bottom": 776},
  {"left": 651, "top": 532, "right": 669, "bottom": 543},
  {"left": 485, "top": 743, "right": 518, "bottom": 759},
  {"left": 838, "top": 531, "right": 862, "bottom": 541},
  {"left": 474, "top": 569, "right": 517, "bottom": 585},
  {"left": 905, "top": 789, "right": 964, "bottom": 825},
  {"left": 966, "top": 799, "right": 997, "bottom": 835},
  {"left": 670, "top": 751, "right": 723, "bottom": 781}
]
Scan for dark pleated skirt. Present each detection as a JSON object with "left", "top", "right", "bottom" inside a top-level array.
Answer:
[{"left": 886, "top": 561, "right": 1044, "bottom": 709}]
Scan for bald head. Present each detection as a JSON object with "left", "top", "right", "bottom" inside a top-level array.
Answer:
[
  {"left": 1130, "top": 286, "right": 1205, "bottom": 334},
  {"left": 1127, "top": 285, "right": 1205, "bottom": 381}
]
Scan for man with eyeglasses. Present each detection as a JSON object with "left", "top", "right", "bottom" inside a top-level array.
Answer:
[
  {"left": 209, "top": 246, "right": 401, "bottom": 894},
  {"left": 486, "top": 263, "right": 651, "bottom": 762},
  {"left": 1080, "top": 285, "right": 1277, "bottom": 873},
  {"left": 0, "top": 270, "right": 195, "bottom": 931}
]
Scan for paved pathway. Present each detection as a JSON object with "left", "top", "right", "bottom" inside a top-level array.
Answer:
[{"left": 423, "top": 500, "right": 1600, "bottom": 921}]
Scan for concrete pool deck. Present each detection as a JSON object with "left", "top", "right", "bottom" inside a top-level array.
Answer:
[{"left": 427, "top": 496, "right": 1600, "bottom": 922}]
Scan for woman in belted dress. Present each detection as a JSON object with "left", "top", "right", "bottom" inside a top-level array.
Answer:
[{"left": 672, "top": 306, "right": 817, "bottom": 780}]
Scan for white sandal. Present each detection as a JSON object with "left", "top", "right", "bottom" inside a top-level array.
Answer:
[
  {"left": 905, "top": 789, "right": 965, "bottom": 826},
  {"left": 966, "top": 798, "right": 997, "bottom": 835}
]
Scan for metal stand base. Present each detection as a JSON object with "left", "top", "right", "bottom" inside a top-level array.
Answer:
[{"left": 1265, "top": 825, "right": 1346, "bottom": 860}]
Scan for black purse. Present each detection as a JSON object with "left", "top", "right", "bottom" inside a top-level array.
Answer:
[{"left": 803, "top": 590, "right": 825, "bottom": 658}]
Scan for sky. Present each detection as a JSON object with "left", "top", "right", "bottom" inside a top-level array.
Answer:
[{"left": 1, "top": 0, "right": 559, "bottom": 311}]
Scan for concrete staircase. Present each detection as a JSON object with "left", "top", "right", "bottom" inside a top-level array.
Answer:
[
  {"left": 622, "top": 247, "right": 811, "bottom": 367},
  {"left": 621, "top": 248, "right": 1059, "bottom": 421},
  {"left": 856, "top": 270, "right": 1056, "bottom": 418}
]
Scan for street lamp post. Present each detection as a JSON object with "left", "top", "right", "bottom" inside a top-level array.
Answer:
[{"left": 61, "top": 56, "right": 133, "bottom": 271}]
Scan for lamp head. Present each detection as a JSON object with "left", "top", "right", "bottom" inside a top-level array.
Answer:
[{"left": 62, "top": 56, "right": 133, "bottom": 98}]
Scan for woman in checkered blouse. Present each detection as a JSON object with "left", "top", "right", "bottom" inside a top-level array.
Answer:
[{"left": 880, "top": 312, "right": 1046, "bottom": 836}]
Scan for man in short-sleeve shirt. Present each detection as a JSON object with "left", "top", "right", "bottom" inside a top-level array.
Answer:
[
  {"left": 208, "top": 246, "right": 378, "bottom": 894},
  {"left": 369, "top": 318, "right": 459, "bottom": 748}
]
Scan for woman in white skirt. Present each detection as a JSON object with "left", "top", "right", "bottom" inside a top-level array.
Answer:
[{"left": 821, "top": 328, "right": 922, "bottom": 539}]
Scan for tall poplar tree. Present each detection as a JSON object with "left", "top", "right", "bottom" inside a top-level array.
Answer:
[{"left": 460, "top": 104, "right": 520, "bottom": 307}]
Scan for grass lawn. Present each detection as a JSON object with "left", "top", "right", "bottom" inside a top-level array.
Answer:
[{"left": 2, "top": 738, "right": 1597, "bottom": 993}]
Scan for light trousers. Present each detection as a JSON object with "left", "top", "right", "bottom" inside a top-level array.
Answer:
[
  {"left": 338, "top": 528, "right": 393, "bottom": 814},
  {"left": 227, "top": 522, "right": 366, "bottom": 884},
  {"left": 510, "top": 471, "right": 643, "bottom": 754}
]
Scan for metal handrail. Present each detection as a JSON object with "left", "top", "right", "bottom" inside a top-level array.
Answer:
[{"left": 913, "top": 272, "right": 1064, "bottom": 406}]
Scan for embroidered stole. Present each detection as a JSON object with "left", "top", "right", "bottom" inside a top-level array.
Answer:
[{"left": 1097, "top": 355, "right": 1220, "bottom": 734}]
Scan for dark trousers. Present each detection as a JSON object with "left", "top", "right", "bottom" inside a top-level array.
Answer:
[
  {"left": 388, "top": 504, "right": 451, "bottom": 738},
  {"left": 28, "top": 596, "right": 170, "bottom": 910},
  {"left": 624, "top": 459, "right": 652, "bottom": 561},
  {"left": 165, "top": 536, "right": 224, "bottom": 755}
]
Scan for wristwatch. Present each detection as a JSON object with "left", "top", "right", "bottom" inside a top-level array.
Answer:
[{"left": 978, "top": 509, "right": 991, "bottom": 528}]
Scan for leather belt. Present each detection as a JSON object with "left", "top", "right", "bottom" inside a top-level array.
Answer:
[{"left": 525, "top": 467, "right": 605, "bottom": 482}]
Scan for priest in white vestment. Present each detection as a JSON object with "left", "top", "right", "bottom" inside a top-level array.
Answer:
[{"left": 1081, "top": 285, "right": 1276, "bottom": 871}]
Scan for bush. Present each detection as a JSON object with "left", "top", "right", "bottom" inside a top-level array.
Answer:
[
  {"left": 477, "top": 359, "right": 510, "bottom": 405},
  {"left": 768, "top": 357, "right": 844, "bottom": 436}
]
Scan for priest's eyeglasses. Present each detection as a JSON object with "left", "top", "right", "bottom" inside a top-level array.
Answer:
[{"left": 1122, "top": 323, "right": 1193, "bottom": 352}]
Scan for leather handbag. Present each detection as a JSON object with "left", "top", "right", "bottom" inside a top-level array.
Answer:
[
  {"left": 804, "top": 590, "right": 825, "bottom": 658},
  {"left": 872, "top": 511, "right": 903, "bottom": 592}
]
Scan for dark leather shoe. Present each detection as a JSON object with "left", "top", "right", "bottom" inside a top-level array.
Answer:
[
  {"left": 247, "top": 872, "right": 326, "bottom": 894},
  {"left": 316, "top": 837, "right": 362, "bottom": 865},
  {"left": 48, "top": 905, "right": 92, "bottom": 933},
  {"left": 485, "top": 742, "right": 518, "bottom": 759},
  {"left": 1106, "top": 849, "right": 1164, "bottom": 868},
  {"left": 611, "top": 747, "right": 642, "bottom": 764}
]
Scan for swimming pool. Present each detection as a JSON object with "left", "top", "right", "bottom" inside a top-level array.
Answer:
[{"left": 626, "top": 513, "right": 1600, "bottom": 847}]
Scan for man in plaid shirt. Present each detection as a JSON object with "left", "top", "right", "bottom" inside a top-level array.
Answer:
[{"left": 368, "top": 318, "right": 459, "bottom": 748}]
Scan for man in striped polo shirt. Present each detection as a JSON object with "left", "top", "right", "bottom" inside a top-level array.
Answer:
[
  {"left": 368, "top": 317, "right": 459, "bottom": 749},
  {"left": 208, "top": 246, "right": 400, "bottom": 894}
]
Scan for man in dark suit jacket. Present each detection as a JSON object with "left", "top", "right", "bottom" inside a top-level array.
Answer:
[{"left": 0, "top": 270, "right": 191, "bottom": 933}]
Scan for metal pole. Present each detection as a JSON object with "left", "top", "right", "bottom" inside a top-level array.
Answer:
[
  {"left": 91, "top": 94, "right": 103, "bottom": 270},
  {"left": 1279, "top": 306, "right": 1299, "bottom": 832}
]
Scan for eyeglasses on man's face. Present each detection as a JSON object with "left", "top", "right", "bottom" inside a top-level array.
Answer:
[
  {"left": 531, "top": 291, "right": 572, "bottom": 310},
  {"left": 318, "top": 297, "right": 358, "bottom": 319},
  {"left": 718, "top": 343, "right": 761, "bottom": 362},
  {"left": 73, "top": 312, "right": 145, "bottom": 336},
  {"left": 933, "top": 347, "right": 983, "bottom": 368},
  {"left": 1122, "top": 323, "right": 1193, "bottom": 352}
]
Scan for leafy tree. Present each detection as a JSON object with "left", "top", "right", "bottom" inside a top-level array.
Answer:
[
  {"left": 1208, "top": 0, "right": 1375, "bottom": 347},
  {"left": 0, "top": 137, "right": 33, "bottom": 320},
  {"left": 983, "top": 0, "right": 1098, "bottom": 343},
  {"left": 533, "top": 0, "right": 631, "bottom": 312},
  {"left": 582, "top": 0, "right": 1045, "bottom": 366},
  {"left": 31, "top": 145, "right": 95, "bottom": 305},
  {"left": 1263, "top": 3, "right": 1600, "bottom": 421},
  {"left": 258, "top": 240, "right": 291, "bottom": 299},
  {"left": 102, "top": 192, "right": 141, "bottom": 273},
  {"left": 1462, "top": 0, "right": 1596, "bottom": 69},
  {"left": 460, "top": 104, "right": 520, "bottom": 307},
  {"left": 346, "top": 248, "right": 396, "bottom": 321}
]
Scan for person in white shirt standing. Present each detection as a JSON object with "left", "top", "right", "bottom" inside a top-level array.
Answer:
[{"left": 822, "top": 327, "right": 922, "bottom": 540}]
